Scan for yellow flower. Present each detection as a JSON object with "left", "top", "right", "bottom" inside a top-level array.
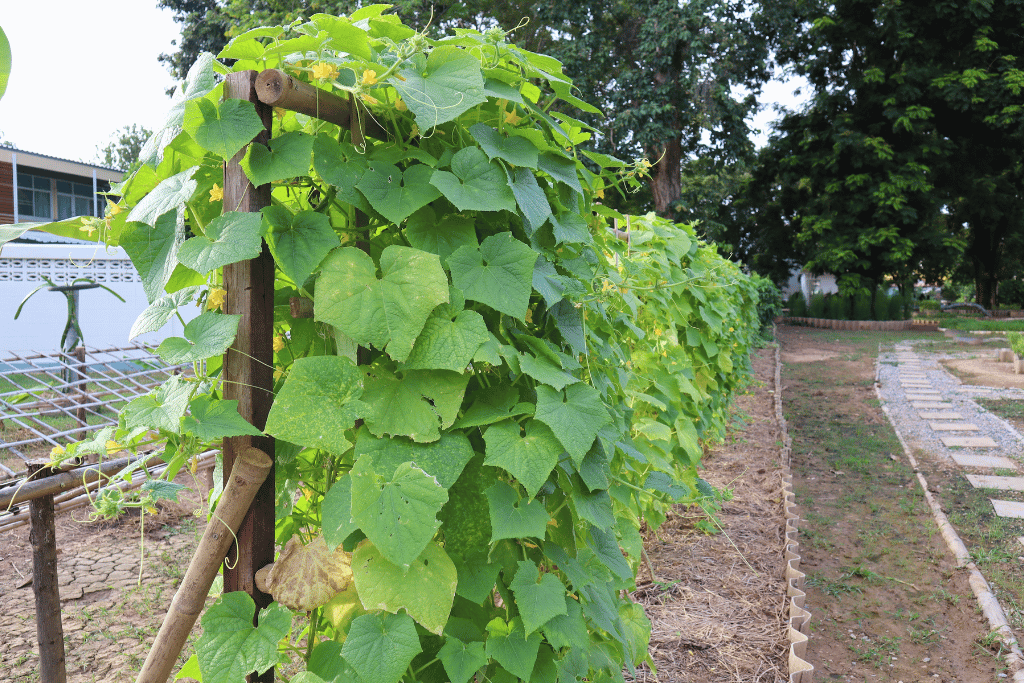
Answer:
[
  {"left": 729, "top": 327, "right": 734, "bottom": 332},
  {"left": 595, "top": 188, "right": 605, "bottom": 200},
  {"left": 504, "top": 107, "right": 524, "bottom": 125},
  {"left": 207, "top": 287, "right": 227, "bottom": 311},
  {"left": 361, "top": 69, "right": 378, "bottom": 85},
  {"left": 106, "top": 198, "right": 123, "bottom": 216},
  {"left": 312, "top": 62, "right": 339, "bottom": 81},
  {"left": 654, "top": 328, "right": 663, "bottom": 337},
  {"left": 79, "top": 224, "right": 97, "bottom": 236},
  {"left": 394, "top": 97, "right": 407, "bottom": 112},
  {"left": 105, "top": 440, "right": 123, "bottom": 455},
  {"left": 273, "top": 335, "right": 286, "bottom": 352},
  {"left": 50, "top": 445, "right": 66, "bottom": 458},
  {"left": 209, "top": 183, "right": 224, "bottom": 202}
]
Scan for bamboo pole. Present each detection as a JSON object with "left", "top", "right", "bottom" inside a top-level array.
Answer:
[
  {"left": 135, "top": 447, "right": 273, "bottom": 683},
  {"left": 0, "top": 455, "right": 163, "bottom": 509},
  {"left": 28, "top": 461, "right": 66, "bottom": 683},
  {"left": 221, "top": 70, "right": 277, "bottom": 683}
]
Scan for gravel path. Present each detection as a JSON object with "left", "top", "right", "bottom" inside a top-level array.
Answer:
[{"left": 877, "top": 342, "right": 1024, "bottom": 459}]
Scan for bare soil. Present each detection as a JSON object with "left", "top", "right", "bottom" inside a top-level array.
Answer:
[
  {"left": 778, "top": 325, "right": 999, "bottom": 682},
  {"left": 941, "top": 354, "right": 1024, "bottom": 390}
]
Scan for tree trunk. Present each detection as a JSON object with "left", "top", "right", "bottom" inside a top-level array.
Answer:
[{"left": 647, "top": 135, "right": 682, "bottom": 217}]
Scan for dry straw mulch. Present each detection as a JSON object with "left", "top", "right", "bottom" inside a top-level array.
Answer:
[{"left": 632, "top": 349, "right": 790, "bottom": 682}]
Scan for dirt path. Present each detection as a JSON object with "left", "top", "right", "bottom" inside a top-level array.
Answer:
[{"left": 779, "top": 325, "right": 1003, "bottom": 681}]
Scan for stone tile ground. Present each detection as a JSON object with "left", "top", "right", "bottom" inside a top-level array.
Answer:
[{"left": 0, "top": 510, "right": 202, "bottom": 682}]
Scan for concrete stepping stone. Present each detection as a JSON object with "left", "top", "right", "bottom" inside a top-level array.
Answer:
[
  {"left": 929, "top": 422, "right": 980, "bottom": 432},
  {"left": 951, "top": 453, "right": 1017, "bottom": 468},
  {"left": 918, "top": 411, "right": 963, "bottom": 420},
  {"left": 911, "top": 401, "right": 954, "bottom": 409},
  {"left": 967, "top": 475, "right": 1024, "bottom": 491},
  {"left": 942, "top": 436, "right": 1000, "bottom": 448},
  {"left": 906, "top": 393, "right": 943, "bottom": 401},
  {"left": 901, "top": 380, "right": 931, "bottom": 385},
  {"left": 901, "top": 374, "right": 927, "bottom": 379},
  {"left": 991, "top": 500, "right": 1024, "bottom": 518}
]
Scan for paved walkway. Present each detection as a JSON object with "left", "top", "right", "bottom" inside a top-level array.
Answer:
[
  {"left": 0, "top": 518, "right": 200, "bottom": 682},
  {"left": 879, "top": 344, "right": 1024, "bottom": 518}
]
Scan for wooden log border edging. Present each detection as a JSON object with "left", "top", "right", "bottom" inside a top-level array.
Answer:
[
  {"left": 781, "top": 317, "right": 913, "bottom": 331},
  {"left": 773, "top": 328, "right": 813, "bottom": 683}
]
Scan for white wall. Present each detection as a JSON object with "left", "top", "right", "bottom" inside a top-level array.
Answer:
[{"left": 0, "top": 243, "right": 197, "bottom": 354}]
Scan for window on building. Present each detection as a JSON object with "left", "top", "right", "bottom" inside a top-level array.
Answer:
[
  {"left": 17, "top": 173, "right": 52, "bottom": 220},
  {"left": 56, "top": 180, "right": 96, "bottom": 220}
]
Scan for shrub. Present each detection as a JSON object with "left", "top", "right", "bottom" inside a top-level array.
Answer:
[
  {"left": 919, "top": 299, "right": 941, "bottom": 311},
  {"left": 852, "top": 291, "right": 872, "bottom": 320},
  {"left": 888, "top": 292, "right": 905, "bottom": 320},
  {"left": 808, "top": 292, "right": 826, "bottom": 318},
  {"left": 787, "top": 291, "right": 807, "bottom": 317},
  {"left": 1009, "top": 332, "right": 1024, "bottom": 357},
  {"left": 751, "top": 274, "right": 783, "bottom": 339},
  {"left": 824, "top": 294, "right": 842, "bottom": 320},
  {"left": 873, "top": 287, "right": 890, "bottom": 321}
]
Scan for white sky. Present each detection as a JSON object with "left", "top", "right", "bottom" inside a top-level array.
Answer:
[{"left": 0, "top": 2, "right": 181, "bottom": 164}]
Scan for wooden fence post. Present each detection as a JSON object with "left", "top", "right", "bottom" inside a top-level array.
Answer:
[
  {"left": 28, "top": 460, "right": 67, "bottom": 683},
  {"left": 221, "top": 70, "right": 277, "bottom": 683}
]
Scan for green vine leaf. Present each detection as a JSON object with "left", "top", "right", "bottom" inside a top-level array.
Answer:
[
  {"left": 534, "top": 384, "right": 611, "bottom": 466},
  {"left": 505, "top": 166, "right": 552, "bottom": 234},
  {"left": 361, "top": 367, "right": 468, "bottom": 443},
  {"left": 469, "top": 123, "right": 540, "bottom": 169},
  {"left": 437, "top": 638, "right": 488, "bottom": 683},
  {"left": 448, "top": 233, "right": 538, "bottom": 320},
  {"left": 429, "top": 147, "right": 517, "bottom": 213},
  {"left": 125, "top": 167, "right": 198, "bottom": 226},
  {"left": 484, "top": 617, "right": 542, "bottom": 680},
  {"left": 196, "top": 593, "right": 291, "bottom": 683},
  {"left": 181, "top": 396, "right": 263, "bottom": 440},
  {"left": 483, "top": 420, "right": 561, "bottom": 499},
  {"left": 264, "top": 356, "right": 366, "bottom": 456},
  {"left": 341, "top": 612, "right": 421, "bottom": 683},
  {"left": 517, "top": 351, "right": 580, "bottom": 391},
  {"left": 391, "top": 47, "right": 487, "bottom": 129},
  {"left": 453, "top": 388, "right": 533, "bottom": 430},
  {"left": 123, "top": 375, "right": 192, "bottom": 433},
  {"left": 509, "top": 560, "right": 569, "bottom": 635},
  {"left": 312, "top": 134, "right": 373, "bottom": 213},
  {"left": 240, "top": 131, "right": 314, "bottom": 186},
  {"left": 403, "top": 289, "right": 489, "bottom": 372},
  {"left": 322, "top": 474, "right": 358, "bottom": 551},
  {"left": 538, "top": 152, "right": 583, "bottom": 195},
  {"left": 184, "top": 97, "right": 266, "bottom": 160},
  {"left": 485, "top": 481, "right": 550, "bottom": 543},
  {"left": 129, "top": 286, "right": 201, "bottom": 339},
  {"left": 405, "top": 207, "right": 478, "bottom": 263},
  {"left": 176, "top": 211, "right": 264, "bottom": 275},
  {"left": 355, "top": 430, "right": 474, "bottom": 490},
  {"left": 315, "top": 246, "right": 449, "bottom": 363},
  {"left": 119, "top": 210, "right": 184, "bottom": 303},
  {"left": 352, "top": 540, "right": 457, "bottom": 635},
  {"left": 263, "top": 207, "right": 340, "bottom": 287},
  {"left": 541, "top": 598, "right": 590, "bottom": 650},
  {"left": 157, "top": 311, "right": 242, "bottom": 364},
  {"left": 350, "top": 458, "right": 448, "bottom": 568},
  {"left": 139, "top": 53, "right": 217, "bottom": 167},
  {"left": 549, "top": 212, "right": 592, "bottom": 245},
  {"left": 357, "top": 163, "right": 441, "bottom": 226}
]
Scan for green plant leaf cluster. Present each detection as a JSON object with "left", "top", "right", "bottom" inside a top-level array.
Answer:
[{"left": 30, "top": 11, "right": 762, "bottom": 682}]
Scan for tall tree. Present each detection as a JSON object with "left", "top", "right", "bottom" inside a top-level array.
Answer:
[
  {"left": 747, "top": 0, "right": 1024, "bottom": 297},
  {"left": 94, "top": 124, "right": 152, "bottom": 173},
  {"left": 159, "top": 1, "right": 799, "bottom": 218}
]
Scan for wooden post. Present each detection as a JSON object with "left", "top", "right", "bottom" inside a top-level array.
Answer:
[
  {"left": 221, "top": 70, "right": 277, "bottom": 683},
  {"left": 73, "top": 347, "right": 88, "bottom": 446},
  {"left": 27, "top": 460, "right": 67, "bottom": 683}
]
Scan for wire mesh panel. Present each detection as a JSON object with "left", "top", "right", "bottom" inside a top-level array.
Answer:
[{"left": 0, "top": 344, "right": 192, "bottom": 480}]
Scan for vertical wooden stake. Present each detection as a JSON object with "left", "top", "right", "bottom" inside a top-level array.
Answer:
[
  {"left": 28, "top": 460, "right": 67, "bottom": 683},
  {"left": 73, "top": 347, "right": 88, "bottom": 446},
  {"left": 222, "top": 70, "right": 276, "bottom": 683}
]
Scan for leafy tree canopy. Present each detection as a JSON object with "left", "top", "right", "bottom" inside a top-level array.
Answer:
[{"left": 94, "top": 124, "right": 152, "bottom": 173}]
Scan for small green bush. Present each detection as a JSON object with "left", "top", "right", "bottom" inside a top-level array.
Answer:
[
  {"left": 787, "top": 291, "right": 807, "bottom": 317},
  {"left": 919, "top": 299, "right": 941, "bottom": 311},
  {"left": 824, "top": 294, "right": 842, "bottom": 320},
  {"left": 751, "top": 275, "right": 783, "bottom": 339},
  {"left": 852, "top": 291, "right": 872, "bottom": 320},
  {"left": 1008, "top": 332, "right": 1024, "bottom": 357},
  {"left": 808, "top": 292, "right": 826, "bottom": 318},
  {"left": 888, "top": 292, "right": 905, "bottom": 320},
  {"left": 873, "top": 287, "right": 890, "bottom": 321}
]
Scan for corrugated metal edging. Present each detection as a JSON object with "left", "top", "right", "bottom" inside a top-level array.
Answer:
[{"left": 773, "top": 331, "right": 814, "bottom": 682}]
